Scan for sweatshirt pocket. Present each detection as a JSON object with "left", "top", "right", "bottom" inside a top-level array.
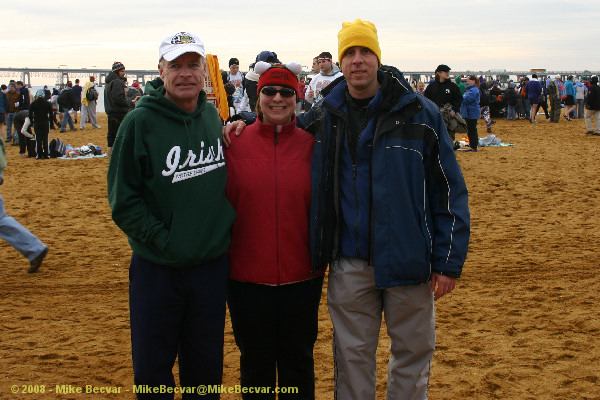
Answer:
[{"left": 164, "top": 199, "right": 235, "bottom": 265}]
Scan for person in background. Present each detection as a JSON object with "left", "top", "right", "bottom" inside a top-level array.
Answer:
[
  {"left": 0, "top": 135, "right": 49, "bottom": 273},
  {"left": 0, "top": 85, "right": 8, "bottom": 140},
  {"left": 504, "top": 81, "right": 518, "bottom": 120},
  {"left": 5, "top": 83, "right": 20, "bottom": 145},
  {"left": 548, "top": 76, "right": 562, "bottom": 123},
  {"left": 14, "top": 110, "right": 37, "bottom": 158},
  {"left": 221, "top": 58, "right": 246, "bottom": 115},
  {"left": 225, "top": 60, "right": 324, "bottom": 400},
  {"left": 478, "top": 76, "right": 493, "bottom": 132},
  {"left": 455, "top": 75, "right": 465, "bottom": 95},
  {"left": 416, "top": 81, "right": 426, "bottom": 95},
  {"left": 50, "top": 88, "right": 61, "bottom": 129},
  {"left": 584, "top": 76, "right": 600, "bottom": 135},
  {"left": 424, "top": 64, "right": 463, "bottom": 137},
  {"left": 72, "top": 79, "right": 82, "bottom": 124},
  {"left": 574, "top": 79, "right": 587, "bottom": 119},
  {"left": 460, "top": 75, "right": 481, "bottom": 151},
  {"left": 524, "top": 74, "right": 543, "bottom": 124},
  {"left": 58, "top": 81, "right": 77, "bottom": 133},
  {"left": 126, "top": 81, "right": 143, "bottom": 112},
  {"left": 81, "top": 76, "right": 101, "bottom": 130},
  {"left": 563, "top": 75, "right": 576, "bottom": 121},
  {"left": 104, "top": 61, "right": 129, "bottom": 158},
  {"left": 16, "top": 81, "right": 30, "bottom": 111},
  {"left": 29, "top": 89, "right": 53, "bottom": 159},
  {"left": 305, "top": 51, "right": 343, "bottom": 106},
  {"left": 310, "top": 56, "right": 319, "bottom": 75}
]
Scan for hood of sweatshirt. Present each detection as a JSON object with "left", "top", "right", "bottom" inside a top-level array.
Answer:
[{"left": 135, "top": 85, "right": 209, "bottom": 122}]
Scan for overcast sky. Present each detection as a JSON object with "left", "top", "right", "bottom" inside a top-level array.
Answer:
[{"left": 2, "top": 0, "right": 599, "bottom": 76}]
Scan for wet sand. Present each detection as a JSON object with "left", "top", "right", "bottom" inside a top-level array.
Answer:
[{"left": 1, "top": 111, "right": 599, "bottom": 399}]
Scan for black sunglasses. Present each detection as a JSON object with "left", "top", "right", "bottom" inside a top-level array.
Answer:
[{"left": 261, "top": 87, "right": 296, "bottom": 98}]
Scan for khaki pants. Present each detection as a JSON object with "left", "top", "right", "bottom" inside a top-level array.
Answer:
[
  {"left": 585, "top": 109, "right": 600, "bottom": 133},
  {"left": 328, "top": 257, "right": 435, "bottom": 400}
]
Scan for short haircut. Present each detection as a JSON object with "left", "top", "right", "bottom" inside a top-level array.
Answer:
[{"left": 318, "top": 52, "right": 333, "bottom": 60}]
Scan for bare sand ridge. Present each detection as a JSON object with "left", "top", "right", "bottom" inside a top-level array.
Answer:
[{"left": 1, "top": 112, "right": 599, "bottom": 399}]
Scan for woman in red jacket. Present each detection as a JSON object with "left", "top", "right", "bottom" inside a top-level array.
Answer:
[{"left": 224, "top": 61, "right": 325, "bottom": 399}]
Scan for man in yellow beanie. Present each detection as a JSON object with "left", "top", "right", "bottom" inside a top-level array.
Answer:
[
  {"left": 224, "top": 18, "right": 470, "bottom": 400},
  {"left": 305, "top": 19, "right": 470, "bottom": 400}
]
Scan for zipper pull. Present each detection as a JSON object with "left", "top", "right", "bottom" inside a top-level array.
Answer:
[{"left": 274, "top": 126, "right": 278, "bottom": 145}]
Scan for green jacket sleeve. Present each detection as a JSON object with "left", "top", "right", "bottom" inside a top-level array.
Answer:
[{"left": 106, "top": 115, "right": 169, "bottom": 251}]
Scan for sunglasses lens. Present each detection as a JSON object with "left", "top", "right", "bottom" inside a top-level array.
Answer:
[{"left": 261, "top": 87, "right": 296, "bottom": 98}]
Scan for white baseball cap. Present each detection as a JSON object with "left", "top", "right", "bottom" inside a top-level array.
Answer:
[{"left": 159, "top": 31, "right": 205, "bottom": 62}]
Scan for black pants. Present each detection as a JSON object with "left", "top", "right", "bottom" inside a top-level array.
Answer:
[
  {"left": 18, "top": 133, "right": 37, "bottom": 157},
  {"left": 227, "top": 276, "right": 324, "bottom": 400},
  {"left": 129, "top": 254, "right": 229, "bottom": 400},
  {"left": 465, "top": 118, "right": 478, "bottom": 149},
  {"left": 107, "top": 114, "right": 125, "bottom": 148},
  {"left": 539, "top": 99, "right": 550, "bottom": 118},
  {"left": 34, "top": 124, "right": 49, "bottom": 159}
]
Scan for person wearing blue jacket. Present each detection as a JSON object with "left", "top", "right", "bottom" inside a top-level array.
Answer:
[
  {"left": 524, "top": 74, "right": 543, "bottom": 123},
  {"left": 460, "top": 76, "right": 481, "bottom": 151},
  {"left": 564, "top": 75, "right": 576, "bottom": 120},
  {"left": 302, "top": 19, "right": 470, "bottom": 400}
]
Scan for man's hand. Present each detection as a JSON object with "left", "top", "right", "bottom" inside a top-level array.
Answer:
[
  {"left": 222, "top": 120, "right": 246, "bottom": 147},
  {"left": 430, "top": 273, "right": 457, "bottom": 301}
]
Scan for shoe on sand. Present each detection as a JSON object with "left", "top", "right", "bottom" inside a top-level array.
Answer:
[{"left": 28, "top": 247, "right": 49, "bottom": 273}]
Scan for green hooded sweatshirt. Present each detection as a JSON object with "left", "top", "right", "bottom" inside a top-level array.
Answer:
[
  {"left": 107, "top": 86, "right": 236, "bottom": 267},
  {"left": 455, "top": 76, "right": 465, "bottom": 95}
]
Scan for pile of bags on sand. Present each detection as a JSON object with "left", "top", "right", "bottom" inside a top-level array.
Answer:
[{"left": 63, "top": 142, "right": 103, "bottom": 158}]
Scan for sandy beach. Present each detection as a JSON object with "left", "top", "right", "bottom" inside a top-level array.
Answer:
[{"left": 1, "top": 111, "right": 599, "bottom": 400}]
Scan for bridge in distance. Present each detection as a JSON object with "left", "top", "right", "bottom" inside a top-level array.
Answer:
[{"left": 1, "top": 67, "right": 599, "bottom": 88}]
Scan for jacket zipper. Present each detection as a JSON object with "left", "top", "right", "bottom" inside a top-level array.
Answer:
[{"left": 274, "top": 125, "right": 280, "bottom": 285}]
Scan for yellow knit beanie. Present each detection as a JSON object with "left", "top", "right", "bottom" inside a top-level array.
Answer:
[{"left": 337, "top": 19, "right": 381, "bottom": 66}]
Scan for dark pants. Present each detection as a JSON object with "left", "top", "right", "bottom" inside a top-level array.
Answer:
[
  {"left": 107, "top": 114, "right": 125, "bottom": 148},
  {"left": 539, "top": 98, "right": 550, "bottom": 118},
  {"left": 465, "top": 118, "right": 478, "bottom": 149},
  {"left": 227, "top": 276, "right": 324, "bottom": 400},
  {"left": 34, "top": 124, "right": 49, "bottom": 159},
  {"left": 129, "top": 253, "right": 229, "bottom": 400},
  {"left": 18, "top": 133, "right": 37, "bottom": 157}
]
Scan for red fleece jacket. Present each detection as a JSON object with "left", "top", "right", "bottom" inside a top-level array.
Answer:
[{"left": 225, "top": 116, "right": 317, "bottom": 285}]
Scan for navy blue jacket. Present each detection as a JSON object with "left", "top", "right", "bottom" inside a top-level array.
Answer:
[{"left": 300, "top": 66, "right": 470, "bottom": 289}]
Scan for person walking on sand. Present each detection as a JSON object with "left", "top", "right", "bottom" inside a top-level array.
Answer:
[
  {"left": 563, "top": 75, "right": 576, "bottom": 121},
  {"left": 584, "top": 76, "right": 600, "bottom": 136},
  {"left": 80, "top": 76, "right": 101, "bottom": 130},
  {"left": 524, "top": 74, "right": 543, "bottom": 123},
  {"left": 108, "top": 31, "right": 236, "bottom": 400},
  {"left": 0, "top": 136, "right": 49, "bottom": 273}
]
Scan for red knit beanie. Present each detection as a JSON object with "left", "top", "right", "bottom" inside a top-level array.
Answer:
[{"left": 255, "top": 61, "right": 301, "bottom": 94}]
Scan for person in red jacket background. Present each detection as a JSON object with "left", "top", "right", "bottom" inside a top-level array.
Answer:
[{"left": 225, "top": 60, "right": 325, "bottom": 400}]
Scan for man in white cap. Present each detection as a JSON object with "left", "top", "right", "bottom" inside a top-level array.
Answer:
[{"left": 107, "top": 31, "right": 236, "bottom": 399}]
